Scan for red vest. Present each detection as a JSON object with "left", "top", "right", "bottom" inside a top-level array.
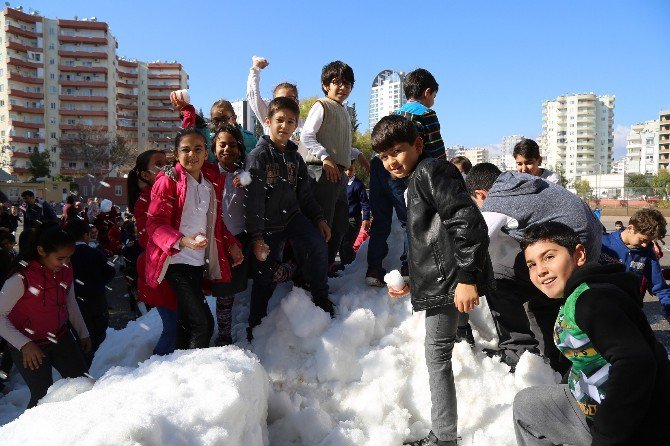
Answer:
[{"left": 7, "top": 260, "right": 73, "bottom": 344}]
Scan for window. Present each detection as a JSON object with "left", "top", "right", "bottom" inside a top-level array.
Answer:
[
  {"left": 83, "top": 185, "right": 89, "bottom": 195},
  {"left": 115, "top": 185, "right": 122, "bottom": 197},
  {"left": 0, "top": 100, "right": 3, "bottom": 106},
  {"left": 50, "top": 73, "right": 55, "bottom": 79},
  {"left": 49, "top": 43, "right": 55, "bottom": 50},
  {"left": 49, "top": 58, "right": 54, "bottom": 65},
  {"left": 49, "top": 28, "right": 55, "bottom": 35},
  {"left": 68, "top": 162, "right": 76, "bottom": 168},
  {"left": 51, "top": 132, "right": 56, "bottom": 138},
  {"left": 50, "top": 86, "right": 56, "bottom": 93},
  {"left": 50, "top": 103, "right": 56, "bottom": 109},
  {"left": 0, "top": 85, "right": 3, "bottom": 92}
]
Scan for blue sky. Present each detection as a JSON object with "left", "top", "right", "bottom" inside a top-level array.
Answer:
[{"left": 22, "top": 0, "right": 670, "bottom": 157}]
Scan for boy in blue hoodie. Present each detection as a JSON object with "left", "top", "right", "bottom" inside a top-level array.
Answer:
[{"left": 600, "top": 208, "right": 670, "bottom": 322}]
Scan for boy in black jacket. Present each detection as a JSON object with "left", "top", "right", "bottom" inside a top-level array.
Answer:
[
  {"left": 514, "top": 222, "right": 670, "bottom": 446},
  {"left": 65, "top": 219, "right": 116, "bottom": 366},
  {"left": 246, "top": 97, "right": 333, "bottom": 339},
  {"left": 373, "top": 115, "right": 494, "bottom": 446}
]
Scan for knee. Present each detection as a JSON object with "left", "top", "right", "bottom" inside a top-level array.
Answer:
[{"left": 513, "top": 387, "right": 536, "bottom": 418}]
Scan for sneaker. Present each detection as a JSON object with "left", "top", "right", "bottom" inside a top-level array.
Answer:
[
  {"left": 403, "top": 431, "right": 457, "bottom": 446},
  {"left": 365, "top": 267, "right": 386, "bottom": 287},
  {"left": 455, "top": 323, "right": 475, "bottom": 347},
  {"left": 400, "top": 263, "right": 410, "bottom": 281}
]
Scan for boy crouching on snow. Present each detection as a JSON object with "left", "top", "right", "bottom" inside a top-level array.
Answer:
[
  {"left": 373, "top": 115, "right": 494, "bottom": 446},
  {"left": 514, "top": 222, "right": 670, "bottom": 446}
]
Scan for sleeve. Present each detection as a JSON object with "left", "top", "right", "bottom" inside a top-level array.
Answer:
[
  {"left": 246, "top": 67, "right": 268, "bottom": 123},
  {"left": 359, "top": 183, "right": 371, "bottom": 221},
  {"left": 416, "top": 110, "right": 446, "bottom": 159},
  {"left": 146, "top": 176, "right": 183, "bottom": 255},
  {"left": 180, "top": 104, "right": 197, "bottom": 129},
  {"left": 576, "top": 291, "right": 658, "bottom": 445},
  {"left": 42, "top": 201, "right": 58, "bottom": 223},
  {"left": 99, "top": 248, "right": 116, "bottom": 284},
  {"left": 644, "top": 250, "right": 670, "bottom": 317},
  {"left": 245, "top": 150, "right": 268, "bottom": 242},
  {"left": 296, "top": 156, "right": 325, "bottom": 224},
  {"left": 300, "top": 102, "right": 329, "bottom": 161},
  {"left": 350, "top": 147, "right": 361, "bottom": 161},
  {"left": 0, "top": 274, "right": 32, "bottom": 349},
  {"left": 66, "top": 286, "right": 89, "bottom": 340},
  {"left": 417, "top": 161, "right": 489, "bottom": 284}
]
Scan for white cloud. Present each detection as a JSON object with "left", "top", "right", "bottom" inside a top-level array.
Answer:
[{"left": 613, "top": 124, "right": 630, "bottom": 159}]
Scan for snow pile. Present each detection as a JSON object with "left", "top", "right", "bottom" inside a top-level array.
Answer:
[{"left": 0, "top": 347, "right": 269, "bottom": 446}]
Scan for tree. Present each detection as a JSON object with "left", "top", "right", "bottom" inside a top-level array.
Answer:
[
  {"left": 299, "top": 97, "right": 319, "bottom": 121},
  {"left": 58, "top": 126, "right": 135, "bottom": 196},
  {"left": 626, "top": 173, "right": 651, "bottom": 198},
  {"left": 28, "top": 150, "right": 51, "bottom": 180},
  {"left": 349, "top": 102, "right": 360, "bottom": 138},
  {"left": 651, "top": 170, "right": 670, "bottom": 199},
  {"left": 352, "top": 130, "right": 372, "bottom": 186},
  {"left": 574, "top": 179, "right": 593, "bottom": 200},
  {"left": 550, "top": 164, "right": 569, "bottom": 188}
]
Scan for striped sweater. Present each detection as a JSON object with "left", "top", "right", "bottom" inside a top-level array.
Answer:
[{"left": 396, "top": 101, "right": 445, "bottom": 159}]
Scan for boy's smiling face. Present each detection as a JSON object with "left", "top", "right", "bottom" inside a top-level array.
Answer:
[
  {"left": 524, "top": 240, "right": 586, "bottom": 299},
  {"left": 378, "top": 137, "right": 424, "bottom": 179}
]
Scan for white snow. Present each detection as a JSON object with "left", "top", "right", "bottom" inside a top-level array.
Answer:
[
  {"left": 384, "top": 269, "right": 405, "bottom": 291},
  {"left": 195, "top": 234, "right": 207, "bottom": 243},
  {"left": 238, "top": 171, "right": 252, "bottom": 187},
  {"left": 0, "top": 219, "right": 558, "bottom": 445}
]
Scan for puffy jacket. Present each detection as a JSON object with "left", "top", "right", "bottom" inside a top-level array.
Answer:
[
  {"left": 246, "top": 135, "right": 325, "bottom": 242},
  {"left": 134, "top": 187, "right": 151, "bottom": 249},
  {"left": 7, "top": 260, "right": 73, "bottom": 345},
  {"left": 145, "top": 162, "right": 240, "bottom": 288},
  {"left": 405, "top": 156, "right": 494, "bottom": 311}
]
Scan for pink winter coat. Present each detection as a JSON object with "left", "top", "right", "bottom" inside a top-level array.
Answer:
[{"left": 145, "top": 162, "right": 240, "bottom": 289}]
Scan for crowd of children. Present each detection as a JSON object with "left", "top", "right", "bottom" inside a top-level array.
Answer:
[{"left": 0, "top": 58, "right": 668, "bottom": 446}]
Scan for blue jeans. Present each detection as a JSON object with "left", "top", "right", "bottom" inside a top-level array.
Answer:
[
  {"left": 154, "top": 306, "right": 177, "bottom": 356},
  {"left": 367, "top": 156, "right": 408, "bottom": 272},
  {"left": 249, "top": 213, "right": 329, "bottom": 328}
]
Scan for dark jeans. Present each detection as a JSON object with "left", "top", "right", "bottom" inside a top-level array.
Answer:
[
  {"left": 165, "top": 264, "right": 214, "bottom": 349},
  {"left": 249, "top": 213, "right": 329, "bottom": 329},
  {"left": 0, "top": 339, "right": 13, "bottom": 390},
  {"left": 367, "top": 156, "right": 408, "bottom": 272},
  {"left": 339, "top": 215, "right": 362, "bottom": 266},
  {"left": 307, "top": 164, "right": 350, "bottom": 266},
  {"left": 154, "top": 306, "right": 177, "bottom": 356},
  {"left": 10, "top": 332, "right": 88, "bottom": 408},
  {"left": 77, "top": 297, "right": 109, "bottom": 367}
]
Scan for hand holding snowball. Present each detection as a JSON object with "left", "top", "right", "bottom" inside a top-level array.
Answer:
[
  {"left": 454, "top": 283, "right": 480, "bottom": 313},
  {"left": 236, "top": 171, "right": 252, "bottom": 187},
  {"left": 170, "top": 90, "right": 190, "bottom": 110},
  {"left": 253, "top": 240, "right": 271, "bottom": 262},
  {"left": 180, "top": 233, "right": 207, "bottom": 250},
  {"left": 228, "top": 243, "right": 244, "bottom": 267},
  {"left": 385, "top": 270, "right": 409, "bottom": 299},
  {"left": 252, "top": 56, "right": 269, "bottom": 69}
]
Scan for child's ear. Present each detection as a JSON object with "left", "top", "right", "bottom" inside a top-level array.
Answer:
[
  {"left": 574, "top": 244, "right": 587, "bottom": 267},
  {"left": 414, "top": 136, "right": 424, "bottom": 154},
  {"left": 538, "top": 156, "right": 543, "bottom": 166},
  {"left": 264, "top": 116, "right": 271, "bottom": 127},
  {"left": 423, "top": 88, "right": 432, "bottom": 99},
  {"left": 36, "top": 246, "right": 46, "bottom": 257}
]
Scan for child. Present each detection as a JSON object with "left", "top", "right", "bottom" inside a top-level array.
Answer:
[
  {"left": 246, "top": 97, "right": 334, "bottom": 339},
  {"left": 449, "top": 156, "right": 471, "bottom": 177},
  {"left": 0, "top": 223, "right": 91, "bottom": 408},
  {"left": 300, "top": 60, "right": 355, "bottom": 272},
  {"left": 339, "top": 161, "right": 370, "bottom": 266},
  {"left": 513, "top": 138, "right": 561, "bottom": 184},
  {"left": 466, "top": 162, "right": 602, "bottom": 373},
  {"left": 374, "top": 115, "right": 494, "bottom": 446},
  {"left": 0, "top": 232, "right": 16, "bottom": 283},
  {"left": 65, "top": 219, "right": 116, "bottom": 366},
  {"left": 146, "top": 128, "right": 243, "bottom": 350},
  {"left": 21, "top": 190, "right": 58, "bottom": 231},
  {"left": 210, "top": 124, "right": 252, "bottom": 345},
  {"left": 614, "top": 220, "right": 624, "bottom": 231},
  {"left": 514, "top": 222, "right": 670, "bottom": 446},
  {"left": 127, "top": 149, "right": 178, "bottom": 355},
  {"left": 600, "top": 208, "right": 670, "bottom": 322},
  {"left": 366, "top": 68, "right": 446, "bottom": 287}
]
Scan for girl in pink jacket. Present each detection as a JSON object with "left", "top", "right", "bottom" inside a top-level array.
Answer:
[{"left": 145, "top": 128, "right": 243, "bottom": 349}]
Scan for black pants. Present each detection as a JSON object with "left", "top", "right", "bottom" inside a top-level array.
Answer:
[
  {"left": 0, "top": 339, "right": 13, "bottom": 390},
  {"left": 339, "top": 215, "right": 362, "bottom": 266},
  {"left": 10, "top": 332, "right": 88, "bottom": 408},
  {"left": 165, "top": 264, "right": 213, "bottom": 349},
  {"left": 78, "top": 298, "right": 109, "bottom": 367}
]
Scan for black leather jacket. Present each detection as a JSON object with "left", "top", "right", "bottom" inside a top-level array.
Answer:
[{"left": 406, "top": 156, "right": 494, "bottom": 311}]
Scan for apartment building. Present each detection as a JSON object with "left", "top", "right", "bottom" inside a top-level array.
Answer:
[
  {"left": 369, "top": 69, "right": 405, "bottom": 129},
  {"left": 659, "top": 110, "right": 670, "bottom": 171},
  {"left": 0, "top": 7, "right": 188, "bottom": 181},
  {"left": 625, "top": 120, "right": 659, "bottom": 175}
]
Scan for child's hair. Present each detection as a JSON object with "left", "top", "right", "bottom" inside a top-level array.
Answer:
[
  {"left": 210, "top": 99, "right": 235, "bottom": 115},
  {"left": 403, "top": 68, "right": 439, "bottom": 100},
  {"left": 320, "top": 61, "right": 355, "bottom": 94},
  {"left": 273, "top": 82, "right": 298, "bottom": 98},
  {"left": 174, "top": 127, "right": 207, "bottom": 152},
  {"left": 450, "top": 156, "right": 472, "bottom": 174},
  {"left": 629, "top": 209, "right": 667, "bottom": 240},
  {"left": 21, "top": 190, "right": 35, "bottom": 199},
  {"left": 464, "top": 163, "right": 502, "bottom": 196},
  {"left": 15, "top": 223, "right": 75, "bottom": 267},
  {"left": 66, "top": 195, "right": 75, "bottom": 206},
  {"left": 127, "top": 149, "right": 164, "bottom": 213},
  {"left": 211, "top": 124, "right": 246, "bottom": 166},
  {"left": 267, "top": 97, "right": 300, "bottom": 121},
  {"left": 615, "top": 220, "right": 624, "bottom": 226},
  {"left": 0, "top": 232, "right": 16, "bottom": 246},
  {"left": 520, "top": 221, "right": 581, "bottom": 255},
  {"left": 371, "top": 115, "right": 419, "bottom": 154},
  {"left": 513, "top": 138, "right": 541, "bottom": 159},
  {"left": 65, "top": 218, "right": 90, "bottom": 241}
]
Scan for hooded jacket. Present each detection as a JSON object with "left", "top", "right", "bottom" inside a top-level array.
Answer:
[
  {"left": 246, "top": 135, "right": 325, "bottom": 242},
  {"left": 559, "top": 263, "right": 670, "bottom": 445},
  {"left": 482, "top": 172, "right": 602, "bottom": 262},
  {"left": 406, "top": 156, "right": 494, "bottom": 311}
]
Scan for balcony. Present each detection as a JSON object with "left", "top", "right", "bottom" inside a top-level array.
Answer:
[
  {"left": 149, "top": 126, "right": 177, "bottom": 132},
  {"left": 9, "top": 135, "right": 44, "bottom": 144},
  {"left": 148, "top": 84, "right": 180, "bottom": 90},
  {"left": 149, "top": 137, "right": 171, "bottom": 143},
  {"left": 60, "top": 80, "right": 108, "bottom": 88},
  {"left": 59, "top": 124, "right": 109, "bottom": 131},
  {"left": 8, "top": 89, "right": 44, "bottom": 100},
  {"left": 116, "top": 92, "right": 137, "bottom": 100},
  {"left": 10, "top": 151, "right": 32, "bottom": 159},
  {"left": 58, "top": 19, "right": 109, "bottom": 31},
  {"left": 59, "top": 95, "right": 107, "bottom": 103},
  {"left": 8, "top": 57, "right": 42, "bottom": 69},
  {"left": 8, "top": 104, "right": 44, "bottom": 114},
  {"left": 11, "top": 167, "right": 30, "bottom": 174},
  {"left": 9, "top": 120, "right": 43, "bottom": 129},
  {"left": 117, "top": 124, "right": 138, "bottom": 131},
  {"left": 117, "top": 70, "right": 138, "bottom": 78},
  {"left": 5, "top": 24, "right": 41, "bottom": 39},
  {"left": 148, "top": 105, "right": 172, "bottom": 111},
  {"left": 148, "top": 115, "right": 179, "bottom": 122},
  {"left": 116, "top": 80, "right": 138, "bottom": 89},
  {"left": 60, "top": 109, "right": 108, "bottom": 117},
  {"left": 118, "top": 60, "right": 138, "bottom": 68},
  {"left": 58, "top": 50, "right": 108, "bottom": 59},
  {"left": 59, "top": 65, "right": 108, "bottom": 74},
  {"left": 7, "top": 72, "right": 44, "bottom": 85},
  {"left": 117, "top": 103, "right": 138, "bottom": 110},
  {"left": 148, "top": 63, "right": 181, "bottom": 69},
  {"left": 58, "top": 35, "right": 108, "bottom": 45},
  {"left": 148, "top": 74, "right": 182, "bottom": 80},
  {"left": 6, "top": 40, "right": 42, "bottom": 53},
  {"left": 148, "top": 95, "right": 170, "bottom": 101}
]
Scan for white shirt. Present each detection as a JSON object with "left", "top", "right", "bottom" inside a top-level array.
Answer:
[
  {"left": 301, "top": 101, "right": 359, "bottom": 162},
  {"left": 171, "top": 172, "right": 211, "bottom": 266},
  {"left": 540, "top": 168, "right": 561, "bottom": 185}
]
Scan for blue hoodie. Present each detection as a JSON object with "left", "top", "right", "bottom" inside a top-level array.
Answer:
[{"left": 601, "top": 230, "right": 670, "bottom": 317}]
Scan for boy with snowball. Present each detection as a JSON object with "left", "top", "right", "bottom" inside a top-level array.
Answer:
[{"left": 371, "top": 115, "right": 494, "bottom": 446}]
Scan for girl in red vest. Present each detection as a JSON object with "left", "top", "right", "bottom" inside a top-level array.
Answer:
[
  {"left": 0, "top": 223, "right": 91, "bottom": 408},
  {"left": 146, "top": 128, "right": 243, "bottom": 349}
]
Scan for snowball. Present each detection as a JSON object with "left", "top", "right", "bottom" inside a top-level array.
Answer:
[
  {"left": 238, "top": 171, "right": 252, "bottom": 186},
  {"left": 173, "top": 89, "right": 190, "bottom": 105},
  {"left": 252, "top": 55, "right": 268, "bottom": 65},
  {"left": 194, "top": 234, "right": 206, "bottom": 243},
  {"left": 384, "top": 269, "right": 405, "bottom": 291}
]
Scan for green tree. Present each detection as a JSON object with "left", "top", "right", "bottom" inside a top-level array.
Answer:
[
  {"left": 550, "top": 164, "right": 569, "bottom": 188},
  {"left": 299, "top": 96, "right": 319, "bottom": 121},
  {"left": 352, "top": 130, "right": 372, "bottom": 186},
  {"left": 651, "top": 170, "right": 670, "bottom": 199},
  {"left": 574, "top": 179, "right": 593, "bottom": 200},
  {"left": 349, "top": 102, "right": 360, "bottom": 138},
  {"left": 28, "top": 150, "right": 51, "bottom": 180},
  {"left": 626, "top": 173, "right": 651, "bottom": 198}
]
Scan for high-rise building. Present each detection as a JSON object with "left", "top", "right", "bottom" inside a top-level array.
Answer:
[
  {"left": 0, "top": 7, "right": 188, "bottom": 181},
  {"left": 540, "top": 93, "right": 614, "bottom": 185},
  {"left": 659, "top": 110, "right": 670, "bottom": 171},
  {"left": 625, "top": 120, "right": 659, "bottom": 175},
  {"left": 456, "top": 147, "right": 488, "bottom": 164},
  {"left": 369, "top": 69, "right": 405, "bottom": 129},
  {"left": 231, "top": 99, "right": 259, "bottom": 134},
  {"left": 500, "top": 135, "right": 524, "bottom": 171}
]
